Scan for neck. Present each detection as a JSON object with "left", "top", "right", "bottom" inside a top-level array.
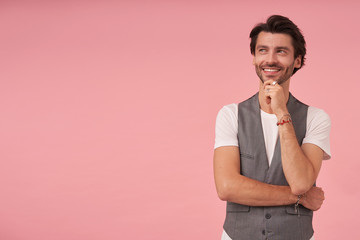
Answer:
[{"left": 258, "top": 80, "right": 290, "bottom": 114}]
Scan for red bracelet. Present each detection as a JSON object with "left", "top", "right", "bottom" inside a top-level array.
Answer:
[
  {"left": 277, "top": 119, "right": 292, "bottom": 126},
  {"left": 277, "top": 113, "right": 292, "bottom": 126}
]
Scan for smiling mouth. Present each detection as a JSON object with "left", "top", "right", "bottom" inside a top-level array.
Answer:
[{"left": 263, "top": 68, "right": 281, "bottom": 73}]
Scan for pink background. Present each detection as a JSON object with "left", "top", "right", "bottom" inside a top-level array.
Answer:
[{"left": 1, "top": 0, "right": 359, "bottom": 239}]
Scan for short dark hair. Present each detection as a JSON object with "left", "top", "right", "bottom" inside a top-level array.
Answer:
[{"left": 249, "top": 15, "right": 306, "bottom": 75}]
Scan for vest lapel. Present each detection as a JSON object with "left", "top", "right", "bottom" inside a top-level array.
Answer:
[{"left": 253, "top": 93, "right": 271, "bottom": 170}]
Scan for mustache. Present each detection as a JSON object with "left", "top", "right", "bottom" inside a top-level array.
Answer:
[{"left": 260, "top": 64, "right": 283, "bottom": 69}]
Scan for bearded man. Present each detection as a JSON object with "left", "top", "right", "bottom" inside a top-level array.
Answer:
[{"left": 213, "top": 15, "right": 331, "bottom": 240}]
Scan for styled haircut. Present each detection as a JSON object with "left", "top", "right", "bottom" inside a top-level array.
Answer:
[{"left": 249, "top": 15, "right": 306, "bottom": 75}]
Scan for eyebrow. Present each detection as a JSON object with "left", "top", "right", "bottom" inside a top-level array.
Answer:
[
  {"left": 256, "top": 45, "right": 291, "bottom": 51},
  {"left": 256, "top": 45, "right": 269, "bottom": 49},
  {"left": 275, "top": 46, "right": 291, "bottom": 51}
]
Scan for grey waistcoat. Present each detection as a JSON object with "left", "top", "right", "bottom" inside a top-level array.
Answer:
[{"left": 223, "top": 92, "right": 313, "bottom": 240}]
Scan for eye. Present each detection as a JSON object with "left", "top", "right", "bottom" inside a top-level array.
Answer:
[{"left": 277, "top": 49, "right": 287, "bottom": 54}]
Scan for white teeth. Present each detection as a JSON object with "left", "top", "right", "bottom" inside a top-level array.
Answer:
[{"left": 264, "top": 69, "right": 279, "bottom": 72}]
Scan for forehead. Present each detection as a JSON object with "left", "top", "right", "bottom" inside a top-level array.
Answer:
[{"left": 256, "top": 32, "right": 294, "bottom": 50}]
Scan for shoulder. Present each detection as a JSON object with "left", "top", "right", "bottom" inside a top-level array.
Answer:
[
  {"left": 215, "top": 103, "right": 238, "bottom": 130},
  {"left": 304, "top": 106, "right": 332, "bottom": 160},
  {"left": 307, "top": 106, "right": 331, "bottom": 127},
  {"left": 217, "top": 103, "right": 238, "bottom": 119},
  {"left": 308, "top": 106, "right": 329, "bottom": 116},
  {"left": 214, "top": 103, "right": 239, "bottom": 149}
]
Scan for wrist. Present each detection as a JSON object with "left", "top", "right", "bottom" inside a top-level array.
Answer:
[
  {"left": 276, "top": 112, "right": 292, "bottom": 126},
  {"left": 275, "top": 110, "right": 290, "bottom": 120},
  {"left": 287, "top": 188, "right": 299, "bottom": 205},
  {"left": 299, "top": 193, "right": 306, "bottom": 205},
  {"left": 296, "top": 194, "right": 304, "bottom": 205}
]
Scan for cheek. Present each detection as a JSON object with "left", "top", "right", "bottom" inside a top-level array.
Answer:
[
  {"left": 253, "top": 58, "right": 262, "bottom": 66},
  {"left": 284, "top": 59, "right": 296, "bottom": 67}
]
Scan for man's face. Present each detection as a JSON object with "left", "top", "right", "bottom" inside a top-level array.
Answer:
[{"left": 253, "top": 32, "right": 301, "bottom": 84}]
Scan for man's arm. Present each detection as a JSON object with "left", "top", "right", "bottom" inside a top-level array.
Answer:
[
  {"left": 279, "top": 125, "right": 323, "bottom": 195},
  {"left": 263, "top": 80, "right": 325, "bottom": 195},
  {"left": 213, "top": 146, "right": 324, "bottom": 209}
]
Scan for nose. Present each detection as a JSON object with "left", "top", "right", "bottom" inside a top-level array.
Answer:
[{"left": 265, "top": 51, "right": 278, "bottom": 65}]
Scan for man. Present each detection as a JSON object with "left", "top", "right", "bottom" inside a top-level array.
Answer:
[{"left": 213, "top": 15, "right": 331, "bottom": 240}]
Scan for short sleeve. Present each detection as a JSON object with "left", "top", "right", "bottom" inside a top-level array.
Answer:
[
  {"left": 214, "top": 104, "right": 239, "bottom": 149},
  {"left": 303, "top": 107, "right": 331, "bottom": 160}
]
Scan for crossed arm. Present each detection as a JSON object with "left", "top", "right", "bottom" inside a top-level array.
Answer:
[
  {"left": 279, "top": 125, "right": 324, "bottom": 195},
  {"left": 213, "top": 144, "right": 325, "bottom": 210},
  {"left": 214, "top": 146, "right": 298, "bottom": 206}
]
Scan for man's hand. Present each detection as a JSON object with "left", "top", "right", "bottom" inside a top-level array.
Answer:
[
  {"left": 263, "top": 79, "right": 288, "bottom": 116},
  {"left": 301, "top": 186, "right": 325, "bottom": 211}
]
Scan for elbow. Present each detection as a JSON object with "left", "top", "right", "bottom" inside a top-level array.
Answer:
[
  {"left": 289, "top": 176, "right": 316, "bottom": 196},
  {"left": 290, "top": 184, "right": 312, "bottom": 196},
  {"left": 216, "top": 181, "right": 233, "bottom": 201},
  {"left": 291, "top": 187, "right": 307, "bottom": 196},
  {"left": 217, "top": 189, "right": 229, "bottom": 201}
]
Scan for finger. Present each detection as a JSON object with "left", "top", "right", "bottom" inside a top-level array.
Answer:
[
  {"left": 264, "top": 82, "right": 282, "bottom": 93},
  {"left": 263, "top": 88, "right": 271, "bottom": 103},
  {"left": 264, "top": 79, "right": 275, "bottom": 86},
  {"left": 263, "top": 80, "right": 273, "bottom": 90},
  {"left": 264, "top": 86, "right": 278, "bottom": 94},
  {"left": 264, "top": 88, "right": 273, "bottom": 99},
  {"left": 263, "top": 79, "right": 278, "bottom": 87}
]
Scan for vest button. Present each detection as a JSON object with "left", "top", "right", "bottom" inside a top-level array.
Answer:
[
  {"left": 265, "top": 213, "right": 271, "bottom": 219},
  {"left": 262, "top": 230, "right": 266, "bottom": 235}
]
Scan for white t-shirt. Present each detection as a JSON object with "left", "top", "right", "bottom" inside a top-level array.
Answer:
[
  {"left": 215, "top": 103, "right": 331, "bottom": 240},
  {"left": 215, "top": 103, "right": 331, "bottom": 160}
]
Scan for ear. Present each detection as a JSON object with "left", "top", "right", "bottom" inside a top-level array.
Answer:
[
  {"left": 252, "top": 55, "right": 256, "bottom": 65},
  {"left": 294, "top": 56, "right": 301, "bottom": 68}
]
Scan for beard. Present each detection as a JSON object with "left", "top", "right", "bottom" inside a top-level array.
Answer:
[{"left": 255, "top": 62, "right": 296, "bottom": 85}]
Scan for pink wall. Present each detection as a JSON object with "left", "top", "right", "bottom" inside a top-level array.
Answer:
[{"left": 1, "top": 0, "right": 359, "bottom": 239}]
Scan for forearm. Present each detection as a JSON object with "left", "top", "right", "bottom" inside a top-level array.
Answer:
[
  {"left": 214, "top": 146, "right": 299, "bottom": 206},
  {"left": 278, "top": 121, "right": 317, "bottom": 195},
  {"left": 216, "top": 173, "right": 298, "bottom": 206}
]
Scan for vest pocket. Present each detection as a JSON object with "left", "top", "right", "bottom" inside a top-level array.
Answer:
[
  {"left": 240, "top": 152, "right": 254, "bottom": 159},
  {"left": 239, "top": 152, "right": 255, "bottom": 176}
]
